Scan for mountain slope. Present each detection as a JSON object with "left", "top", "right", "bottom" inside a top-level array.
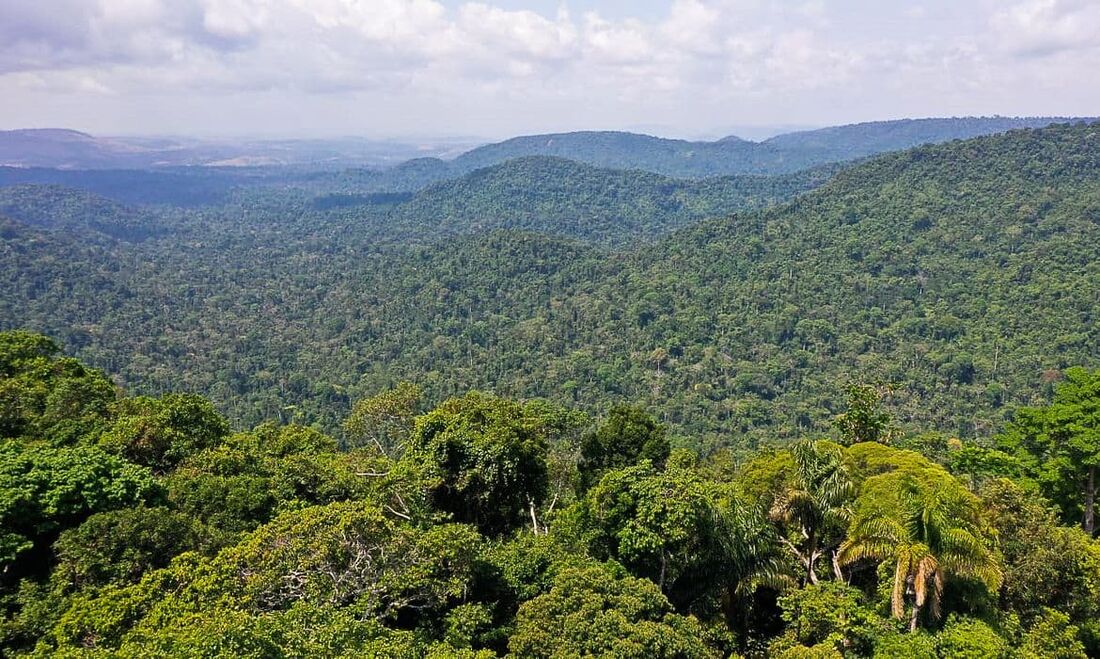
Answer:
[
  {"left": 444, "top": 117, "right": 1093, "bottom": 178},
  {"left": 761, "top": 116, "right": 1091, "bottom": 162},
  {"left": 386, "top": 156, "right": 836, "bottom": 244},
  {"left": 0, "top": 185, "right": 174, "bottom": 241}
]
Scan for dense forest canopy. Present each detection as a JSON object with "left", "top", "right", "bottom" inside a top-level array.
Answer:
[
  {"left": 2, "top": 122, "right": 1098, "bottom": 451},
  {"left": 1, "top": 331, "right": 1098, "bottom": 657}
]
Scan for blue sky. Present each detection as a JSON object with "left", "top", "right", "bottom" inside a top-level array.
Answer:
[{"left": 0, "top": 0, "right": 1097, "bottom": 139}]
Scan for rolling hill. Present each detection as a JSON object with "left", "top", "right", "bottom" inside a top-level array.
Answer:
[
  {"left": 386, "top": 156, "right": 837, "bottom": 245},
  {"left": 2, "top": 123, "right": 1097, "bottom": 447},
  {"left": 442, "top": 116, "right": 1094, "bottom": 178}
]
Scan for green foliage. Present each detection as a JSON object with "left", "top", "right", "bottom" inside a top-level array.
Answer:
[
  {"left": 404, "top": 392, "right": 551, "bottom": 536},
  {"left": 390, "top": 155, "right": 830, "bottom": 245},
  {"left": 933, "top": 617, "right": 1008, "bottom": 658},
  {"left": 833, "top": 385, "right": 898, "bottom": 446},
  {"left": 508, "top": 563, "right": 716, "bottom": 658},
  {"left": 5, "top": 124, "right": 1100, "bottom": 450},
  {"left": 344, "top": 381, "right": 422, "bottom": 455},
  {"left": 768, "top": 440, "right": 854, "bottom": 584},
  {"left": 52, "top": 506, "right": 202, "bottom": 590},
  {"left": 776, "top": 581, "right": 881, "bottom": 655},
  {"left": 0, "top": 330, "right": 114, "bottom": 444},
  {"left": 578, "top": 404, "right": 670, "bottom": 491},
  {"left": 0, "top": 441, "right": 159, "bottom": 567},
  {"left": 1018, "top": 609, "right": 1087, "bottom": 659},
  {"left": 222, "top": 501, "right": 483, "bottom": 618},
  {"left": 998, "top": 367, "right": 1100, "bottom": 534},
  {"left": 871, "top": 630, "right": 937, "bottom": 658},
  {"left": 979, "top": 479, "right": 1100, "bottom": 631},
  {"left": 97, "top": 394, "right": 230, "bottom": 473},
  {"left": 840, "top": 447, "right": 1002, "bottom": 630},
  {"left": 164, "top": 424, "right": 385, "bottom": 544},
  {"left": 563, "top": 459, "right": 779, "bottom": 610}
]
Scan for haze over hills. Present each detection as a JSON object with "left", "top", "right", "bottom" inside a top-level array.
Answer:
[
  {"left": 3, "top": 117, "right": 1094, "bottom": 184},
  {"left": 404, "top": 116, "right": 1097, "bottom": 181},
  {"left": 0, "top": 129, "right": 478, "bottom": 170}
]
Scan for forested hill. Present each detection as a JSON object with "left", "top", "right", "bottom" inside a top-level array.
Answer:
[
  {"left": 1, "top": 123, "right": 1098, "bottom": 448},
  {"left": 386, "top": 156, "right": 836, "bottom": 245},
  {"left": 759, "top": 116, "right": 1093, "bottom": 162},
  {"left": 444, "top": 116, "right": 1092, "bottom": 178}
]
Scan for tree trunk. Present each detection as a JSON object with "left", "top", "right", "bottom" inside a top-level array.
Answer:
[
  {"left": 909, "top": 601, "right": 921, "bottom": 633},
  {"left": 1085, "top": 465, "right": 1096, "bottom": 536},
  {"left": 806, "top": 531, "right": 819, "bottom": 585},
  {"left": 831, "top": 549, "right": 845, "bottom": 583}
]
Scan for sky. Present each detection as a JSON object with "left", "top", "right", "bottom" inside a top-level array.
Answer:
[{"left": 0, "top": 0, "right": 1098, "bottom": 139}]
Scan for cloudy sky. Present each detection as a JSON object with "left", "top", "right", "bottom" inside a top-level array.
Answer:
[{"left": 1, "top": 0, "right": 1097, "bottom": 139}]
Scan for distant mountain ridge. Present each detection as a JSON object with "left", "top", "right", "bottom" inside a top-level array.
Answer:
[
  {"left": 4, "top": 117, "right": 1093, "bottom": 178},
  {"left": 446, "top": 116, "right": 1096, "bottom": 177},
  {"left": 335, "top": 116, "right": 1099, "bottom": 191}
]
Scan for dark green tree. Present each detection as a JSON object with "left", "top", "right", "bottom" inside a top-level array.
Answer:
[
  {"left": 97, "top": 394, "right": 230, "bottom": 473},
  {"left": 403, "top": 393, "right": 551, "bottom": 536},
  {"left": 998, "top": 367, "right": 1100, "bottom": 535},
  {"left": 578, "top": 404, "right": 670, "bottom": 492}
]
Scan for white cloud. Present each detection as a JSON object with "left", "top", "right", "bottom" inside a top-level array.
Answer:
[
  {"left": 0, "top": 0, "right": 1096, "bottom": 136},
  {"left": 992, "top": 0, "right": 1100, "bottom": 56}
]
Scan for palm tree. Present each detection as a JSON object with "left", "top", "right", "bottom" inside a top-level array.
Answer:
[
  {"left": 839, "top": 473, "right": 1002, "bottom": 631},
  {"left": 769, "top": 439, "right": 854, "bottom": 584}
]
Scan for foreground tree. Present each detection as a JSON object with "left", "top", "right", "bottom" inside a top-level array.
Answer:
[
  {"left": 577, "top": 404, "right": 670, "bottom": 492},
  {"left": 509, "top": 564, "right": 716, "bottom": 658},
  {"left": 564, "top": 454, "right": 780, "bottom": 612},
  {"left": 344, "top": 382, "right": 423, "bottom": 456},
  {"left": 839, "top": 466, "right": 1001, "bottom": 631},
  {"left": 403, "top": 393, "right": 550, "bottom": 536},
  {"left": 998, "top": 367, "right": 1100, "bottom": 535},
  {"left": 768, "top": 440, "right": 853, "bottom": 585}
]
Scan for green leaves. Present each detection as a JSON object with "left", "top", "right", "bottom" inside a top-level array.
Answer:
[
  {"left": 998, "top": 367, "right": 1100, "bottom": 534},
  {"left": 509, "top": 564, "right": 716, "bottom": 659},
  {"left": 0, "top": 440, "right": 160, "bottom": 567},
  {"left": 97, "top": 394, "right": 230, "bottom": 473},
  {"left": 404, "top": 392, "right": 552, "bottom": 536}
]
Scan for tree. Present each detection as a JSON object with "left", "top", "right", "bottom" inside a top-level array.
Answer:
[
  {"left": 0, "top": 330, "right": 115, "bottom": 444},
  {"left": 344, "top": 382, "right": 423, "bottom": 456},
  {"left": 52, "top": 506, "right": 203, "bottom": 590},
  {"left": 997, "top": 367, "right": 1100, "bottom": 535},
  {"left": 1018, "top": 609, "right": 1088, "bottom": 659},
  {"left": 839, "top": 468, "right": 1001, "bottom": 631},
  {"left": 564, "top": 456, "right": 780, "bottom": 611},
  {"left": 508, "top": 564, "right": 716, "bottom": 658},
  {"left": 97, "top": 394, "right": 230, "bottom": 473},
  {"left": 978, "top": 479, "right": 1100, "bottom": 632},
  {"left": 773, "top": 581, "right": 882, "bottom": 656},
  {"left": 833, "top": 384, "right": 897, "bottom": 446},
  {"left": 403, "top": 392, "right": 550, "bottom": 536},
  {"left": 577, "top": 404, "right": 670, "bottom": 492},
  {"left": 932, "top": 617, "right": 1008, "bottom": 658},
  {"left": 0, "top": 441, "right": 160, "bottom": 571},
  {"left": 768, "top": 440, "right": 854, "bottom": 585}
]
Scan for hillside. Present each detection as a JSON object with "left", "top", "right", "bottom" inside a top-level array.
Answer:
[
  {"left": 1, "top": 124, "right": 1097, "bottom": 445},
  {"left": 387, "top": 156, "right": 836, "bottom": 244},
  {"left": 444, "top": 116, "right": 1093, "bottom": 178},
  {"left": 761, "top": 116, "right": 1093, "bottom": 161}
]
